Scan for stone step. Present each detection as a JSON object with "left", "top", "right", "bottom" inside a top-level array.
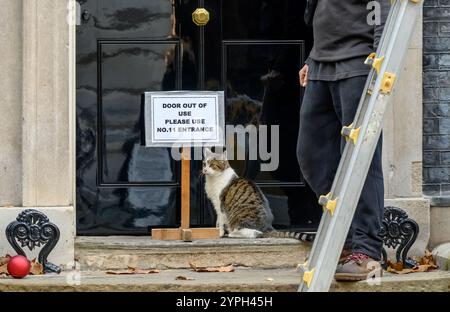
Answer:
[
  {"left": 75, "top": 236, "right": 311, "bottom": 270},
  {"left": 1, "top": 269, "right": 449, "bottom": 292}
]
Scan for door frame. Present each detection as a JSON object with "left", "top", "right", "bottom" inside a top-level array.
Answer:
[{"left": 70, "top": 0, "right": 77, "bottom": 223}]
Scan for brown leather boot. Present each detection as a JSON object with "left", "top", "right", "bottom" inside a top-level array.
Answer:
[
  {"left": 339, "top": 248, "right": 352, "bottom": 264},
  {"left": 334, "top": 253, "right": 382, "bottom": 282},
  {"left": 304, "top": 247, "right": 351, "bottom": 268}
]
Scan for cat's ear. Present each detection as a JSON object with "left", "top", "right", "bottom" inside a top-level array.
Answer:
[{"left": 203, "top": 147, "right": 213, "bottom": 159}]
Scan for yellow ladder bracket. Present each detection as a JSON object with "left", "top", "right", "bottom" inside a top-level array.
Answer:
[
  {"left": 303, "top": 268, "right": 316, "bottom": 288},
  {"left": 318, "top": 192, "right": 338, "bottom": 216},
  {"left": 365, "top": 53, "right": 385, "bottom": 75},
  {"left": 341, "top": 123, "right": 361, "bottom": 145},
  {"left": 380, "top": 72, "right": 396, "bottom": 94}
]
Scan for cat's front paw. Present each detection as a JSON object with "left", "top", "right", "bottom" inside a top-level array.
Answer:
[{"left": 219, "top": 228, "right": 226, "bottom": 237}]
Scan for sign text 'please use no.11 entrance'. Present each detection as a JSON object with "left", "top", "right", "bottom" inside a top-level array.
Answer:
[{"left": 143, "top": 91, "right": 225, "bottom": 147}]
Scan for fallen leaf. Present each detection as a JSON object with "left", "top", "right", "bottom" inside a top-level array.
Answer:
[
  {"left": 105, "top": 270, "right": 131, "bottom": 275},
  {"left": 416, "top": 264, "right": 438, "bottom": 272},
  {"left": 387, "top": 266, "right": 412, "bottom": 274},
  {"left": 0, "top": 255, "right": 11, "bottom": 275},
  {"left": 224, "top": 262, "right": 251, "bottom": 268},
  {"left": 0, "top": 255, "right": 11, "bottom": 266},
  {"left": 132, "top": 269, "right": 160, "bottom": 274},
  {"left": 386, "top": 250, "right": 438, "bottom": 275},
  {"left": 419, "top": 250, "right": 435, "bottom": 266},
  {"left": 176, "top": 275, "right": 194, "bottom": 281},
  {"left": 30, "top": 259, "right": 44, "bottom": 275},
  {"left": 387, "top": 263, "right": 438, "bottom": 275},
  {"left": 189, "top": 262, "right": 234, "bottom": 273},
  {"left": 0, "top": 264, "right": 9, "bottom": 275},
  {"left": 387, "top": 260, "right": 404, "bottom": 271},
  {"left": 266, "top": 278, "right": 274, "bottom": 282},
  {"left": 105, "top": 267, "right": 160, "bottom": 275}
]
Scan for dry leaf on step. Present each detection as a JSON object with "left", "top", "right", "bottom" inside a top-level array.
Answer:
[
  {"left": 0, "top": 255, "right": 11, "bottom": 276},
  {"left": 387, "top": 266, "right": 412, "bottom": 274},
  {"left": 0, "top": 264, "right": 9, "bottom": 275},
  {"left": 415, "top": 264, "right": 438, "bottom": 272},
  {"left": 176, "top": 275, "right": 194, "bottom": 281},
  {"left": 386, "top": 251, "right": 438, "bottom": 275},
  {"left": 189, "top": 262, "right": 234, "bottom": 273},
  {"left": 131, "top": 269, "right": 160, "bottom": 274},
  {"left": 105, "top": 266, "right": 160, "bottom": 275},
  {"left": 30, "top": 259, "right": 44, "bottom": 275},
  {"left": 419, "top": 250, "right": 436, "bottom": 266},
  {"left": 387, "top": 263, "right": 438, "bottom": 275},
  {"left": 387, "top": 260, "right": 404, "bottom": 271},
  {"left": 0, "top": 255, "right": 11, "bottom": 266}
]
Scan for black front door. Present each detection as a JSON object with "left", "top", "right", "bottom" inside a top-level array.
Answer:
[{"left": 76, "top": 0, "right": 320, "bottom": 235}]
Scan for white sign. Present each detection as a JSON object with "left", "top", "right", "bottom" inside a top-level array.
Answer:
[{"left": 144, "top": 91, "right": 225, "bottom": 147}]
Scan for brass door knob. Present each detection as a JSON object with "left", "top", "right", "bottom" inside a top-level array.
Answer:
[{"left": 192, "top": 8, "right": 210, "bottom": 26}]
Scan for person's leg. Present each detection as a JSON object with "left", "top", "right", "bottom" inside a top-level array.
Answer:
[
  {"left": 330, "top": 76, "right": 384, "bottom": 280},
  {"left": 351, "top": 140, "right": 384, "bottom": 259},
  {"left": 297, "top": 80, "right": 341, "bottom": 198},
  {"left": 297, "top": 80, "right": 353, "bottom": 252}
]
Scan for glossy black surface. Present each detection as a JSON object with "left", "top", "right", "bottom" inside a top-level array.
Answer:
[{"left": 77, "top": 0, "right": 320, "bottom": 235}]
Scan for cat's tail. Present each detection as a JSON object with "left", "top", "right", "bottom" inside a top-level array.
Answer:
[{"left": 259, "top": 230, "right": 316, "bottom": 242}]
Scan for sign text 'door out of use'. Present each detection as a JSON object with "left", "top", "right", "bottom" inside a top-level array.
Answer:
[{"left": 143, "top": 91, "right": 225, "bottom": 147}]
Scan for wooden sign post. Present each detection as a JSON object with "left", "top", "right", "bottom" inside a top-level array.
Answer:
[{"left": 143, "top": 91, "right": 224, "bottom": 241}]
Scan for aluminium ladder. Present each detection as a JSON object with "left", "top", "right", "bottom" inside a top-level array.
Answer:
[{"left": 298, "top": 0, "right": 424, "bottom": 292}]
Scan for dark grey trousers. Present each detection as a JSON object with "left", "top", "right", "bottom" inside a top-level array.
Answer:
[{"left": 297, "top": 76, "right": 384, "bottom": 260}]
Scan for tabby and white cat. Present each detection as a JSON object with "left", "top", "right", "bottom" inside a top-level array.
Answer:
[
  {"left": 202, "top": 148, "right": 316, "bottom": 243},
  {"left": 202, "top": 148, "right": 274, "bottom": 238}
]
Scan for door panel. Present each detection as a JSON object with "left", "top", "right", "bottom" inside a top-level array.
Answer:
[
  {"left": 97, "top": 0, "right": 175, "bottom": 38},
  {"left": 76, "top": 186, "right": 178, "bottom": 233},
  {"left": 99, "top": 41, "right": 179, "bottom": 185},
  {"left": 221, "top": 0, "right": 309, "bottom": 41},
  {"left": 223, "top": 41, "right": 303, "bottom": 184}
]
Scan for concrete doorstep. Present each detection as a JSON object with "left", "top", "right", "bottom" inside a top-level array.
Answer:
[
  {"left": 2, "top": 236, "right": 449, "bottom": 292},
  {"left": 0, "top": 268, "right": 449, "bottom": 292},
  {"left": 75, "top": 237, "right": 311, "bottom": 270}
]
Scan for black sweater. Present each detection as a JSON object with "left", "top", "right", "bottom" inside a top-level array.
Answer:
[{"left": 309, "top": 0, "right": 389, "bottom": 62}]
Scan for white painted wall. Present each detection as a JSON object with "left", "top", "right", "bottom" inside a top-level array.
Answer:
[
  {"left": 0, "top": 0, "right": 23, "bottom": 206},
  {"left": 383, "top": 15, "right": 423, "bottom": 199}
]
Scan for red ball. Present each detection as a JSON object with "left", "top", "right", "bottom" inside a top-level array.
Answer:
[{"left": 7, "top": 255, "right": 31, "bottom": 279}]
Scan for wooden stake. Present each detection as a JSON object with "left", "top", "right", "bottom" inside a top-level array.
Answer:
[
  {"left": 181, "top": 147, "right": 190, "bottom": 229},
  {"left": 152, "top": 228, "right": 219, "bottom": 240},
  {"left": 151, "top": 146, "right": 219, "bottom": 240}
]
